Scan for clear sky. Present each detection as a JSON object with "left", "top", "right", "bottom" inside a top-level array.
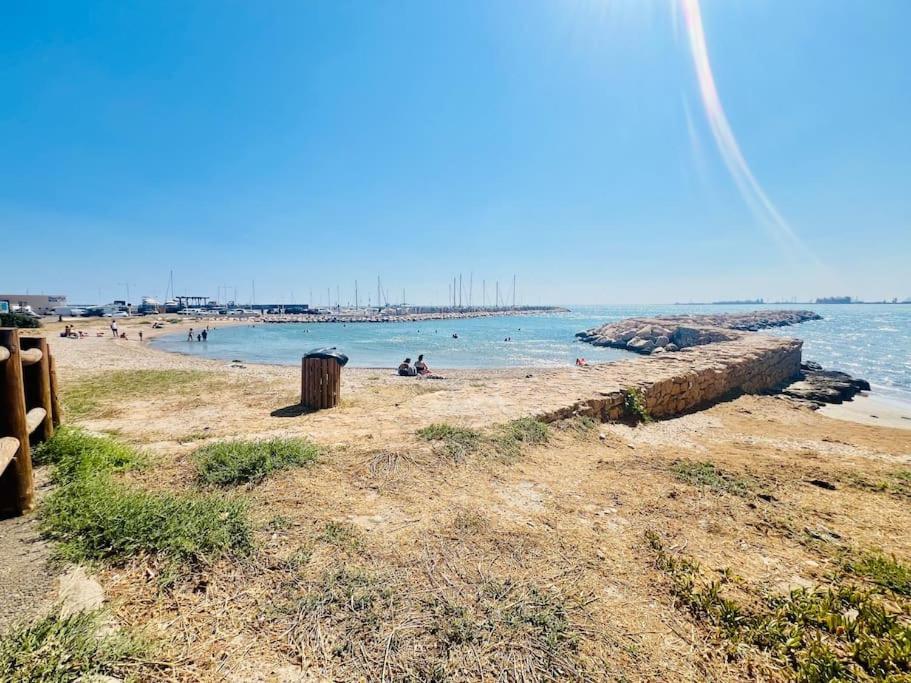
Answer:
[{"left": 2, "top": 0, "right": 909, "bottom": 305}]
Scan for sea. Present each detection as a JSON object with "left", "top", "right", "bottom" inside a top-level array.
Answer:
[{"left": 153, "top": 303, "right": 911, "bottom": 403}]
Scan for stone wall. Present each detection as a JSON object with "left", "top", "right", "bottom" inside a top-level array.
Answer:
[{"left": 537, "top": 334, "right": 803, "bottom": 424}]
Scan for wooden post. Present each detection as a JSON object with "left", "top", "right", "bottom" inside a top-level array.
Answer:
[
  {"left": 49, "top": 353, "right": 62, "bottom": 426},
  {"left": 0, "top": 328, "right": 35, "bottom": 514},
  {"left": 20, "top": 336, "right": 54, "bottom": 443}
]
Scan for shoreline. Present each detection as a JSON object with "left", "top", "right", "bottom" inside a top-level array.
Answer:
[
  {"left": 35, "top": 314, "right": 911, "bottom": 420},
  {"left": 819, "top": 393, "right": 911, "bottom": 430}
]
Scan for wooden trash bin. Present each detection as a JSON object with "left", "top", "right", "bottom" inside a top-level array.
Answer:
[{"left": 301, "top": 347, "right": 348, "bottom": 410}]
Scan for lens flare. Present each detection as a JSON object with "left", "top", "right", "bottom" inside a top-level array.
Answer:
[{"left": 680, "top": 0, "right": 811, "bottom": 258}]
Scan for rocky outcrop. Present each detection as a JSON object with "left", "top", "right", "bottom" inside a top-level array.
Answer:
[
  {"left": 576, "top": 310, "right": 821, "bottom": 356},
  {"left": 782, "top": 362, "right": 871, "bottom": 407}
]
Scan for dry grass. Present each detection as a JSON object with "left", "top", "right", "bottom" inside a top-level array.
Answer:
[
  {"left": 25, "top": 337, "right": 911, "bottom": 681},
  {"left": 63, "top": 369, "right": 226, "bottom": 420}
]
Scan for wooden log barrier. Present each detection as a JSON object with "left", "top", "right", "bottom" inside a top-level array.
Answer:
[
  {"left": 0, "top": 328, "right": 35, "bottom": 514},
  {"left": 21, "top": 336, "right": 54, "bottom": 443},
  {"left": 0, "top": 437, "right": 19, "bottom": 475},
  {"left": 26, "top": 407, "right": 48, "bottom": 435},
  {"left": 19, "top": 348, "right": 43, "bottom": 366}
]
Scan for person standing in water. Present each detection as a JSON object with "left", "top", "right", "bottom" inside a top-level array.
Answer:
[
  {"left": 187, "top": 328, "right": 194, "bottom": 341},
  {"left": 201, "top": 329, "right": 208, "bottom": 341}
]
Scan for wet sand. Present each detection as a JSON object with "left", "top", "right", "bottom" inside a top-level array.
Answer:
[{"left": 820, "top": 392, "right": 911, "bottom": 430}]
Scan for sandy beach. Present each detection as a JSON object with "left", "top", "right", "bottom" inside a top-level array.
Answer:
[
  {"left": 3, "top": 320, "right": 911, "bottom": 681},
  {"left": 820, "top": 392, "right": 911, "bottom": 430}
]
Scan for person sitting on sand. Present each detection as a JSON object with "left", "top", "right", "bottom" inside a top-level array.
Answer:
[
  {"left": 61, "top": 325, "right": 70, "bottom": 338},
  {"left": 398, "top": 358, "right": 417, "bottom": 376},
  {"left": 415, "top": 354, "right": 431, "bottom": 376}
]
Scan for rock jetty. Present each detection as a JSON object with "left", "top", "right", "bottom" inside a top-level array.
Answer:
[{"left": 576, "top": 310, "right": 822, "bottom": 356}]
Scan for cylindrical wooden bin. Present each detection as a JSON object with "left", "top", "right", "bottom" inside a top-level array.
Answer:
[{"left": 301, "top": 349, "right": 347, "bottom": 410}]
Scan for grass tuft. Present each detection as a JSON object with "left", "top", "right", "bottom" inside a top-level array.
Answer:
[
  {"left": 670, "top": 460, "right": 755, "bottom": 497},
  {"left": 0, "top": 609, "right": 145, "bottom": 682},
  {"left": 41, "top": 478, "right": 251, "bottom": 566},
  {"left": 319, "top": 521, "right": 364, "bottom": 552},
  {"left": 38, "top": 428, "right": 251, "bottom": 570},
  {"left": 194, "top": 438, "right": 319, "bottom": 487},
  {"left": 416, "top": 423, "right": 483, "bottom": 460},
  {"left": 417, "top": 419, "right": 549, "bottom": 462},
  {"left": 490, "top": 417, "right": 550, "bottom": 459},
  {"left": 34, "top": 427, "right": 143, "bottom": 485}
]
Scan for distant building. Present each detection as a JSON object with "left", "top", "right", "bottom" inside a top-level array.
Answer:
[
  {"left": 815, "top": 296, "right": 852, "bottom": 304},
  {"left": 0, "top": 293, "right": 67, "bottom": 316}
]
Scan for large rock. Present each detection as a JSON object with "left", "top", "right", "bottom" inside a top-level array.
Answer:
[
  {"left": 782, "top": 364, "right": 870, "bottom": 406},
  {"left": 626, "top": 337, "right": 656, "bottom": 353}
]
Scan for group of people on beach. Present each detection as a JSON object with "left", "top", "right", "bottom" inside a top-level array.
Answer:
[
  {"left": 60, "top": 325, "right": 87, "bottom": 339},
  {"left": 398, "top": 354, "right": 433, "bottom": 377}
]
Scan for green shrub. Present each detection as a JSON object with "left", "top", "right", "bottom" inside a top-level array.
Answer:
[
  {"left": 34, "top": 427, "right": 143, "bottom": 485},
  {"left": 0, "top": 609, "right": 143, "bottom": 682},
  {"left": 194, "top": 438, "right": 320, "bottom": 486},
  {"left": 646, "top": 530, "right": 911, "bottom": 681},
  {"left": 623, "top": 387, "right": 651, "bottom": 423},
  {"left": 0, "top": 311, "right": 40, "bottom": 328},
  {"left": 41, "top": 478, "right": 251, "bottom": 565},
  {"left": 846, "top": 553, "right": 911, "bottom": 596}
]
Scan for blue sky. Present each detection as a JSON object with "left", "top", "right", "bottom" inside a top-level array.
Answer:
[{"left": 2, "top": 0, "right": 909, "bottom": 305}]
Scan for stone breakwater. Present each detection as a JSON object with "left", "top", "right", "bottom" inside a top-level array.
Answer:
[
  {"left": 260, "top": 307, "right": 569, "bottom": 325},
  {"left": 538, "top": 333, "right": 803, "bottom": 423},
  {"left": 575, "top": 310, "right": 821, "bottom": 356}
]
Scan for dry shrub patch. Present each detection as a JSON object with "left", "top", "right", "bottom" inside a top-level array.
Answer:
[
  {"left": 194, "top": 437, "right": 320, "bottom": 487},
  {"left": 646, "top": 530, "right": 911, "bottom": 681},
  {"left": 417, "top": 417, "right": 550, "bottom": 462},
  {"left": 670, "top": 460, "right": 757, "bottom": 497},
  {"left": 281, "top": 563, "right": 594, "bottom": 680}
]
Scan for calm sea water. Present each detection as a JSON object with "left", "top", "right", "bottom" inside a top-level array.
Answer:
[{"left": 153, "top": 304, "right": 911, "bottom": 401}]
